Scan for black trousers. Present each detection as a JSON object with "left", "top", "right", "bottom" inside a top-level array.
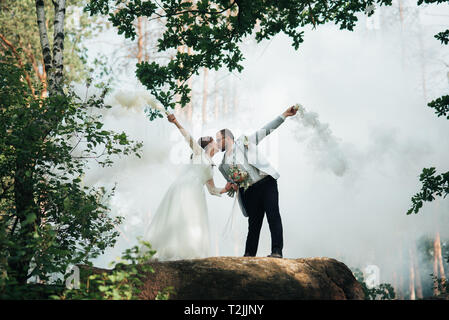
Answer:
[{"left": 240, "top": 175, "right": 283, "bottom": 256}]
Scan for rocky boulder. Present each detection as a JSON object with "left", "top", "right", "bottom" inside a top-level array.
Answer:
[{"left": 136, "top": 256, "right": 364, "bottom": 300}]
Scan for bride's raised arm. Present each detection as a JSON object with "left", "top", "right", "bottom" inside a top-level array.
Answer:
[
  {"left": 206, "top": 179, "right": 232, "bottom": 197},
  {"left": 167, "top": 113, "right": 203, "bottom": 156}
]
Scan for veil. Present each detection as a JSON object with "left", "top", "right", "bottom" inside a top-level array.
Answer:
[{"left": 221, "top": 190, "right": 241, "bottom": 239}]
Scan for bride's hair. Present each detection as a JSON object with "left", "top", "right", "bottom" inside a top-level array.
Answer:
[{"left": 190, "top": 136, "right": 214, "bottom": 159}]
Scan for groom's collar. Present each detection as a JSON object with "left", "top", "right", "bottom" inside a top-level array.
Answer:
[{"left": 222, "top": 141, "right": 236, "bottom": 163}]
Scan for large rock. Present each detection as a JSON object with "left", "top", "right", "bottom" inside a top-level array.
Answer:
[{"left": 136, "top": 257, "right": 364, "bottom": 300}]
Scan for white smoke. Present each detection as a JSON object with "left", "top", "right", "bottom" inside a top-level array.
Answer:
[{"left": 292, "top": 103, "right": 348, "bottom": 176}]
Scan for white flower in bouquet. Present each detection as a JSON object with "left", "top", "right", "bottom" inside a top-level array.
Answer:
[{"left": 144, "top": 102, "right": 170, "bottom": 121}]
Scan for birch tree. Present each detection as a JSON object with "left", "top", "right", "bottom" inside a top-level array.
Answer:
[{"left": 0, "top": 0, "right": 104, "bottom": 97}]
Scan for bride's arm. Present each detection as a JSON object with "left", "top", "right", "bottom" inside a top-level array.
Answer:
[
  {"left": 206, "top": 179, "right": 232, "bottom": 197},
  {"left": 168, "top": 113, "right": 203, "bottom": 156}
]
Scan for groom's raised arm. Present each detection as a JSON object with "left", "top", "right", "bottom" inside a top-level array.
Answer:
[{"left": 247, "top": 106, "right": 298, "bottom": 145}]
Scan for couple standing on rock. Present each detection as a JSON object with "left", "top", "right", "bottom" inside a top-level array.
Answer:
[{"left": 141, "top": 105, "right": 299, "bottom": 260}]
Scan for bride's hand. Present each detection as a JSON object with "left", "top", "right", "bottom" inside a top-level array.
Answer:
[
  {"left": 167, "top": 114, "right": 177, "bottom": 123},
  {"left": 225, "top": 182, "right": 238, "bottom": 191},
  {"left": 225, "top": 182, "right": 239, "bottom": 191}
]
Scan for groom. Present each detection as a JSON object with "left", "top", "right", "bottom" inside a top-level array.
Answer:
[{"left": 216, "top": 106, "right": 298, "bottom": 258}]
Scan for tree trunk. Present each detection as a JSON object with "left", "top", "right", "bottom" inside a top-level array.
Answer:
[
  {"left": 434, "top": 234, "right": 440, "bottom": 295},
  {"left": 174, "top": 45, "right": 185, "bottom": 115},
  {"left": 8, "top": 0, "right": 68, "bottom": 285},
  {"left": 398, "top": 0, "right": 406, "bottom": 70},
  {"left": 392, "top": 271, "right": 399, "bottom": 299},
  {"left": 186, "top": 46, "right": 193, "bottom": 123},
  {"left": 202, "top": 68, "right": 208, "bottom": 126},
  {"left": 214, "top": 72, "right": 219, "bottom": 121},
  {"left": 40, "top": 56, "right": 48, "bottom": 98},
  {"left": 143, "top": 17, "right": 149, "bottom": 61},
  {"left": 35, "top": 0, "right": 52, "bottom": 90},
  {"left": 232, "top": 78, "right": 238, "bottom": 117},
  {"left": 399, "top": 273, "right": 404, "bottom": 300},
  {"left": 0, "top": 33, "right": 36, "bottom": 97},
  {"left": 137, "top": 16, "right": 144, "bottom": 63},
  {"left": 412, "top": 244, "right": 423, "bottom": 299},
  {"left": 409, "top": 247, "right": 416, "bottom": 300},
  {"left": 51, "top": 0, "right": 66, "bottom": 95},
  {"left": 223, "top": 82, "right": 228, "bottom": 116},
  {"left": 417, "top": 12, "right": 428, "bottom": 103},
  {"left": 435, "top": 231, "right": 446, "bottom": 291},
  {"left": 397, "top": 240, "right": 404, "bottom": 299},
  {"left": 9, "top": 156, "right": 39, "bottom": 285},
  {"left": 398, "top": 0, "right": 404, "bottom": 26},
  {"left": 22, "top": 42, "right": 48, "bottom": 98}
]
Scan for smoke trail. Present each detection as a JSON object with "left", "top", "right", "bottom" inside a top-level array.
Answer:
[
  {"left": 113, "top": 89, "right": 160, "bottom": 113},
  {"left": 292, "top": 103, "right": 348, "bottom": 176}
]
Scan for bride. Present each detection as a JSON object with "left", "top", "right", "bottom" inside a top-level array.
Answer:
[{"left": 141, "top": 113, "right": 234, "bottom": 260}]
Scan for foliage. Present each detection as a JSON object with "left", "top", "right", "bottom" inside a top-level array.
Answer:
[
  {"left": 432, "top": 275, "right": 449, "bottom": 295},
  {"left": 352, "top": 268, "right": 396, "bottom": 300},
  {"left": 408, "top": 0, "right": 449, "bottom": 215},
  {"left": 0, "top": 0, "right": 106, "bottom": 90},
  {"left": 418, "top": 235, "right": 449, "bottom": 264},
  {"left": 408, "top": 168, "right": 449, "bottom": 215},
  {"left": 53, "top": 239, "right": 173, "bottom": 300},
  {"left": 85, "top": 0, "right": 393, "bottom": 112},
  {"left": 435, "top": 29, "right": 449, "bottom": 45},
  {"left": 0, "top": 48, "right": 143, "bottom": 293}
]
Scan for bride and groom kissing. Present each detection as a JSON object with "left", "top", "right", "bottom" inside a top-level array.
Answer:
[{"left": 141, "top": 105, "right": 298, "bottom": 260}]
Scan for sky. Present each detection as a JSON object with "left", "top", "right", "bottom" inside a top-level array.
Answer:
[{"left": 78, "top": 1, "right": 449, "bottom": 291}]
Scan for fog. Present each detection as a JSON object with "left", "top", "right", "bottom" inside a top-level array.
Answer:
[{"left": 80, "top": 1, "right": 449, "bottom": 294}]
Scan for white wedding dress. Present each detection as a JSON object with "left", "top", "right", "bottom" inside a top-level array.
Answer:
[{"left": 141, "top": 128, "right": 222, "bottom": 261}]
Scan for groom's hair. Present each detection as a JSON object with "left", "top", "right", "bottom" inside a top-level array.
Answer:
[
  {"left": 219, "top": 128, "right": 234, "bottom": 141},
  {"left": 190, "top": 136, "right": 214, "bottom": 160}
]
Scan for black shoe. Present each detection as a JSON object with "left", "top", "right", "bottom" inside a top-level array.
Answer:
[
  {"left": 243, "top": 253, "right": 255, "bottom": 257},
  {"left": 267, "top": 253, "right": 283, "bottom": 258}
]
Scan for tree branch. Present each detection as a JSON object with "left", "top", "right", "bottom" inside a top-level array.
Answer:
[
  {"left": 0, "top": 33, "right": 36, "bottom": 97},
  {"left": 10, "top": 216, "right": 19, "bottom": 236},
  {"left": 147, "top": 0, "right": 237, "bottom": 22},
  {"left": 307, "top": 1, "right": 317, "bottom": 29}
]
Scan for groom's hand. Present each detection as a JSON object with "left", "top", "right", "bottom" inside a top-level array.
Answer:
[
  {"left": 282, "top": 105, "right": 298, "bottom": 118},
  {"left": 225, "top": 182, "right": 239, "bottom": 191}
]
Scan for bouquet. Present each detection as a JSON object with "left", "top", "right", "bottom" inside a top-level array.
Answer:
[{"left": 227, "top": 165, "right": 251, "bottom": 197}]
